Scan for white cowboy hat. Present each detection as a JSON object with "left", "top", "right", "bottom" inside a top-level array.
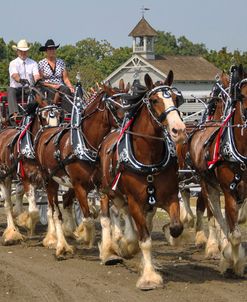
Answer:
[{"left": 12, "top": 39, "right": 30, "bottom": 51}]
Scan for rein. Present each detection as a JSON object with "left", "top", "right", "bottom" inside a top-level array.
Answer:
[{"left": 124, "top": 130, "right": 165, "bottom": 141}]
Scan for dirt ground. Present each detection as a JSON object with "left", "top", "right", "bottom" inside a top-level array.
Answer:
[{"left": 0, "top": 208, "right": 247, "bottom": 302}]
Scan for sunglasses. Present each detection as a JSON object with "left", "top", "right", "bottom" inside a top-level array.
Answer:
[{"left": 46, "top": 47, "right": 56, "bottom": 51}]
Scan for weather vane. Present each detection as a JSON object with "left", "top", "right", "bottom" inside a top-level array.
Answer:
[{"left": 141, "top": 5, "right": 150, "bottom": 17}]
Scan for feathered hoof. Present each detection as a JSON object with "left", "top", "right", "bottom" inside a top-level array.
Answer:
[
  {"left": 16, "top": 211, "right": 39, "bottom": 236},
  {"left": 136, "top": 272, "right": 163, "bottom": 291},
  {"left": 195, "top": 231, "right": 207, "bottom": 247},
  {"left": 43, "top": 234, "right": 57, "bottom": 249},
  {"left": 118, "top": 238, "right": 139, "bottom": 258},
  {"left": 73, "top": 222, "right": 95, "bottom": 248},
  {"left": 2, "top": 227, "right": 25, "bottom": 245},
  {"left": 205, "top": 243, "right": 220, "bottom": 260},
  {"left": 62, "top": 224, "right": 76, "bottom": 238},
  {"left": 220, "top": 244, "right": 245, "bottom": 277},
  {"left": 16, "top": 211, "right": 29, "bottom": 227},
  {"left": 102, "top": 255, "right": 123, "bottom": 266},
  {"left": 55, "top": 244, "right": 75, "bottom": 258}
]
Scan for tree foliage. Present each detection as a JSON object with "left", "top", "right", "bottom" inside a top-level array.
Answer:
[{"left": 0, "top": 32, "right": 247, "bottom": 90}]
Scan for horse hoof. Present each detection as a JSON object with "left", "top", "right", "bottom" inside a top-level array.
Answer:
[
  {"left": 169, "top": 222, "right": 183, "bottom": 238},
  {"left": 223, "top": 268, "right": 245, "bottom": 279},
  {"left": 103, "top": 255, "right": 123, "bottom": 266},
  {"left": 2, "top": 228, "right": 25, "bottom": 245},
  {"left": 137, "top": 280, "right": 164, "bottom": 291},
  {"left": 55, "top": 253, "right": 74, "bottom": 261}
]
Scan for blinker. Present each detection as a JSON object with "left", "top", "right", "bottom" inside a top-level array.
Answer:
[{"left": 162, "top": 89, "right": 171, "bottom": 98}]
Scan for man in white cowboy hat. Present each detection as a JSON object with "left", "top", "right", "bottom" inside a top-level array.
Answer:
[{"left": 8, "top": 39, "right": 40, "bottom": 122}]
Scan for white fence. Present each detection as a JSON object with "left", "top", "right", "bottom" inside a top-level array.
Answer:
[{"left": 179, "top": 98, "right": 207, "bottom": 121}]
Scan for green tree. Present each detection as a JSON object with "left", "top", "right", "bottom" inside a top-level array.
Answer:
[
  {"left": 0, "top": 38, "right": 7, "bottom": 60},
  {"left": 154, "top": 31, "right": 179, "bottom": 56},
  {"left": 177, "top": 36, "right": 207, "bottom": 55},
  {"left": 99, "top": 46, "right": 132, "bottom": 77},
  {"left": 75, "top": 38, "right": 113, "bottom": 65},
  {"left": 69, "top": 63, "right": 105, "bottom": 89},
  {"left": 57, "top": 45, "right": 77, "bottom": 70}
]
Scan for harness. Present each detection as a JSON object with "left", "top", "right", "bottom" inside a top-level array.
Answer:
[
  {"left": 70, "top": 95, "right": 98, "bottom": 162},
  {"left": 108, "top": 85, "right": 181, "bottom": 205},
  {"left": 205, "top": 69, "right": 247, "bottom": 202},
  {"left": 117, "top": 117, "right": 176, "bottom": 175}
]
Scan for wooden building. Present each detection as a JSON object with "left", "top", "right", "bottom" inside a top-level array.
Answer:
[{"left": 104, "top": 17, "right": 221, "bottom": 120}]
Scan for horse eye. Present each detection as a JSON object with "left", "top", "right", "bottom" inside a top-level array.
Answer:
[
  {"left": 162, "top": 90, "right": 171, "bottom": 98},
  {"left": 152, "top": 99, "right": 158, "bottom": 104}
]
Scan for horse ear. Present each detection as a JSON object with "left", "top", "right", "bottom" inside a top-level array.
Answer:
[
  {"left": 125, "top": 82, "right": 131, "bottom": 93},
  {"left": 164, "top": 70, "right": 174, "bottom": 86},
  {"left": 221, "top": 71, "right": 229, "bottom": 88},
  {"left": 144, "top": 73, "right": 154, "bottom": 89},
  {"left": 119, "top": 79, "right": 124, "bottom": 91},
  {"left": 36, "top": 94, "right": 47, "bottom": 108},
  {"left": 103, "top": 83, "right": 114, "bottom": 96}
]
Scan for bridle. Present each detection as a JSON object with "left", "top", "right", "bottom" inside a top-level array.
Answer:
[
  {"left": 38, "top": 105, "right": 62, "bottom": 127},
  {"left": 144, "top": 85, "right": 182, "bottom": 127},
  {"left": 238, "top": 79, "right": 247, "bottom": 123}
]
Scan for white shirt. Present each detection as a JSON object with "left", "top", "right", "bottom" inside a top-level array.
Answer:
[{"left": 9, "top": 57, "right": 39, "bottom": 88}]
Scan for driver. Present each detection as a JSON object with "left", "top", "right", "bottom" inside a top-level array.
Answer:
[{"left": 8, "top": 39, "right": 40, "bottom": 122}]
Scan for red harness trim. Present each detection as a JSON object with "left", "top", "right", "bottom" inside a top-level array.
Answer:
[
  {"left": 111, "top": 117, "right": 134, "bottom": 190},
  {"left": 207, "top": 111, "right": 234, "bottom": 169}
]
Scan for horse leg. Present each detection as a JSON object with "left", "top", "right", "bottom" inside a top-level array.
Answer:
[
  {"left": 146, "top": 207, "right": 156, "bottom": 232},
  {"left": 180, "top": 189, "right": 194, "bottom": 228},
  {"left": 163, "top": 194, "right": 184, "bottom": 246},
  {"left": 43, "top": 204, "right": 57, "bottom": 249},
  {"left": 61, "top": 188, "right": 77, "bottom": 237},
  {"left": 110, "top": 196, "right": 139, "bottom": 259},
  {"left": 1, "top": 180, "right": 25, "bottom": 244},
  {"left": 16, "top": 182, "right": 39, "bottom": 237},
  {"left": 195, "top": 191, "right": 208, "bottom": 247},
  {"left": 220, "top": 190, "right": 245, "bottom": 276},
  {"left": 128, "top": 195, "right": 163, "bottom": 290},
  {"left": 45, "top": 181, "right": 74, "bottom": 257},
  {"left": 202, "top": 181, "right": 245, "bottom": 275},
  {"left": 73, "top": 183, "right": 95, "bottom": 248},
  {"left": 201, "top": 181, "right": 224, "bottom": 259},
  {"left": 13, "top": 181, "right": 24, "bottom": 217},
  {"left": 205, "top": 214, "right": 221, "bottom": 259},
  {"left": 99, "top": 193, "right": 123, "bottom": 264},
  {"left": 238, "top": 197, "right": 247, "bottom": 224}
]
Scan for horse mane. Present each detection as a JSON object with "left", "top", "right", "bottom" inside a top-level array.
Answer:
[{"left": 24, "top": 102, "right": 39, "bottom": 116}]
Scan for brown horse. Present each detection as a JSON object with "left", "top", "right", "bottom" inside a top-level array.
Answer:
[
  {"left": 98, "top": 72, "right": 186, "bottom": 289},
  {"left": 164, "top": 71, "right": 231, "bottom": 248},
  {"left": 32, "top": 81, "right": 133, "bottom": 257},
  {"left": 188, "top": 65, "right": 247, "bottom": 276},
  {"left": 0, "top": 95, "right": 60, "bottom": 244}
]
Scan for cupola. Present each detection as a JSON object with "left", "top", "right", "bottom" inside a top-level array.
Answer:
[{"left": 128, "top": 17, "right": 158, "bottom": 60}]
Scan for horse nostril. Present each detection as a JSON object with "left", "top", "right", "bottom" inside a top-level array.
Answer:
[{"left": 172, "top": 128, "right": 178, "bottom": 134}]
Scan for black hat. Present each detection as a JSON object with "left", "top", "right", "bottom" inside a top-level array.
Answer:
[{"left": 39, "top": 39, "right": 60, "bottom": 51}]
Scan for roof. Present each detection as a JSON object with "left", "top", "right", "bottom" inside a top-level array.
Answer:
[
  {"left": 128, "top": 17, "right": 158, "bottom": 37},
  {"left": 147, "top": 55, "right": 221, "bottom": 81}
]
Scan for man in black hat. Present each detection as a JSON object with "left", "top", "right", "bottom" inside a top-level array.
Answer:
[{"left": 38, "top": 39, "right": 74, "bottom": 113}]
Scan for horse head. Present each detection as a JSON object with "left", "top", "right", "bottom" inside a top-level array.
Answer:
[
  {"left": 237, "top": 65, "right": 247, "bottom": 121},
  {"left": 101, "top": 80, "right": 133, "bottom": 127},
  {"left": 207, "top": 71, "right": 230, "bottom": 120},
  {"left": 29, "top": 93, "right": 61, "bottom": 128},
  {"left": 144, "top": 72, "right": 186, "bottom": 143},
  {"left": 39, "top": 105, "right": 61, "bottom": 127}
]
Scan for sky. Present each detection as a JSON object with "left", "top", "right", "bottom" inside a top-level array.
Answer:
[{"left": 0, "top": 0, "right": 246, "bottom": 52}]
